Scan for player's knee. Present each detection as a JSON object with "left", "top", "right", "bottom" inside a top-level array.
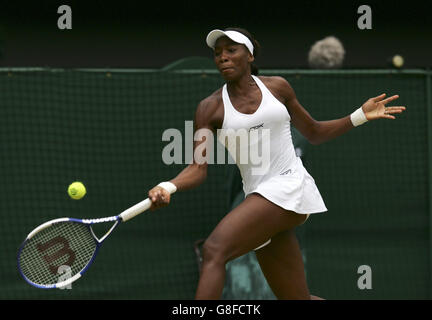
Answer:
[{"left": 201, "top": 238, "right": 229, "bottom": 266}]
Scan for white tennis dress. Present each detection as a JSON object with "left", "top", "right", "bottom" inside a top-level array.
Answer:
[{"left": 217, "top": 75, "right": 327, "bottom": 216}]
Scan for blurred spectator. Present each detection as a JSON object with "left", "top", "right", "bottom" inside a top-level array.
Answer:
[{"left": 308, "top": 36, "right": 345, "bottom": 69}]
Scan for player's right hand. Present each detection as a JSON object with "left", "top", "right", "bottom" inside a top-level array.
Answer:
[{"left": 148, "top": 186, "right": 171, "bottom": 210}]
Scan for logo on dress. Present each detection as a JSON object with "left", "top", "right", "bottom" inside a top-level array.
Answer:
[
  {"left": 249, "top": 123, "right": 264, "bottom": 131},
  {"left": 280, "top": 169, "right": 292, "bottom": 175}
]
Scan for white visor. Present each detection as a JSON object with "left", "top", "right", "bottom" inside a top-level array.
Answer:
[{"left": 206, "top": 29, "right": 254, "bottom": 56}]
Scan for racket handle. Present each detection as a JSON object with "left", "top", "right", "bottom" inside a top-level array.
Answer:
[{"left": 119, "top": 198, "right": 152, "bottom": 222}]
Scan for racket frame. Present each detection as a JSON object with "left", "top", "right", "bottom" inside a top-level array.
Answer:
[
  {"left": 17, "top": 216, "right": 120, "bottom": 289},
  {"left": 17, "top": 196, "right": 153, "bottom": 289}
]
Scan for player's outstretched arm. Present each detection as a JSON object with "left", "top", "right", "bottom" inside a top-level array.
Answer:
[
  {"left": 272, "top": 76, "right": 406, "bottom": 145},
  {"left": 148, "top": 97, "right": 220, "bottom": 210},
  {"left": 147, "top": 159, "right": 208, "bottom": 211}
]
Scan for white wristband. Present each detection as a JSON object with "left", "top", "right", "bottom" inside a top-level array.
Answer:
[
  {"left": 350, "top": 107, "right": 368, "bottom": 127},
  {"left": 157, "top": 182, "right": 177, "bottom": 194}
]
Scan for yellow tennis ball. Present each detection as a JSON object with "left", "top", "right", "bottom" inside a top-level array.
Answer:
[
  {"left": 392, "top": 54, "right": 404, "bottom": 68},
  {"left": 68, "top": 181, "right": 86, "bottom": 200}
]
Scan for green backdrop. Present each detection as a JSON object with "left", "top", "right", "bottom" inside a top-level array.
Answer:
[{"left": 1, "top": 61, "right": 430, "bottom": 299}]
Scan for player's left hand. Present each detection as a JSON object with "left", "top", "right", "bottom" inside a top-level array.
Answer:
[{"left": 361, "top": 93, "right": 406, "bottom": 120}]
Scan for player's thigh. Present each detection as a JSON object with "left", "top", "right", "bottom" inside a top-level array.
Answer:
[
  {"left": 203, "top": 193, "right": 307, "bottom": 262},
  {"left": 255, "top": 229, "right": 309, "bottom": 299},
  {"left": 255, "top": 229, "right": 306, "bottom": 274}
]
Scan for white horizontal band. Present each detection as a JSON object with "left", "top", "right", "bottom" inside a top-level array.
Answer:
[
  {"left": 157, "top": 182, "right": 177, "bottom": 194},
  {"left": 350, "top": 107, "right": 368, "bottom": 127},
  {"left": 206, "top": 29, "right": 254, "bottom": 56},
  {"left": 224, "top": 31, "right": 254, "bottom": 56}
]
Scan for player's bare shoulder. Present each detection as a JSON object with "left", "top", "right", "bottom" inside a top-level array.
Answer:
[
  {"left": 258, "top": 76, "right": 295, "bottom": 104},
  {"left": 195, "top": 88, "right": 224, "bottom": 130}
]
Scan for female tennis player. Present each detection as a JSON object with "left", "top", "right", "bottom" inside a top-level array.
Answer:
[{"left": 148, "top": 28, "right": 406, "bottom": 300}]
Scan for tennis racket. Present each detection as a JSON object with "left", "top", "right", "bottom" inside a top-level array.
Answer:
[{"left": 17, "top": 197, "right": 155, "bottom": 289}]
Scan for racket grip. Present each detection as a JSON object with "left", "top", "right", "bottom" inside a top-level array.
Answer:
[{"left": 119, "top": 198, "right": 152, "bottom": 222}]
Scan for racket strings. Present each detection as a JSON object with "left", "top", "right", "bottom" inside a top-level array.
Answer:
[{"left": 19, "top": 222, "right": 97, "bottom": 286}]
